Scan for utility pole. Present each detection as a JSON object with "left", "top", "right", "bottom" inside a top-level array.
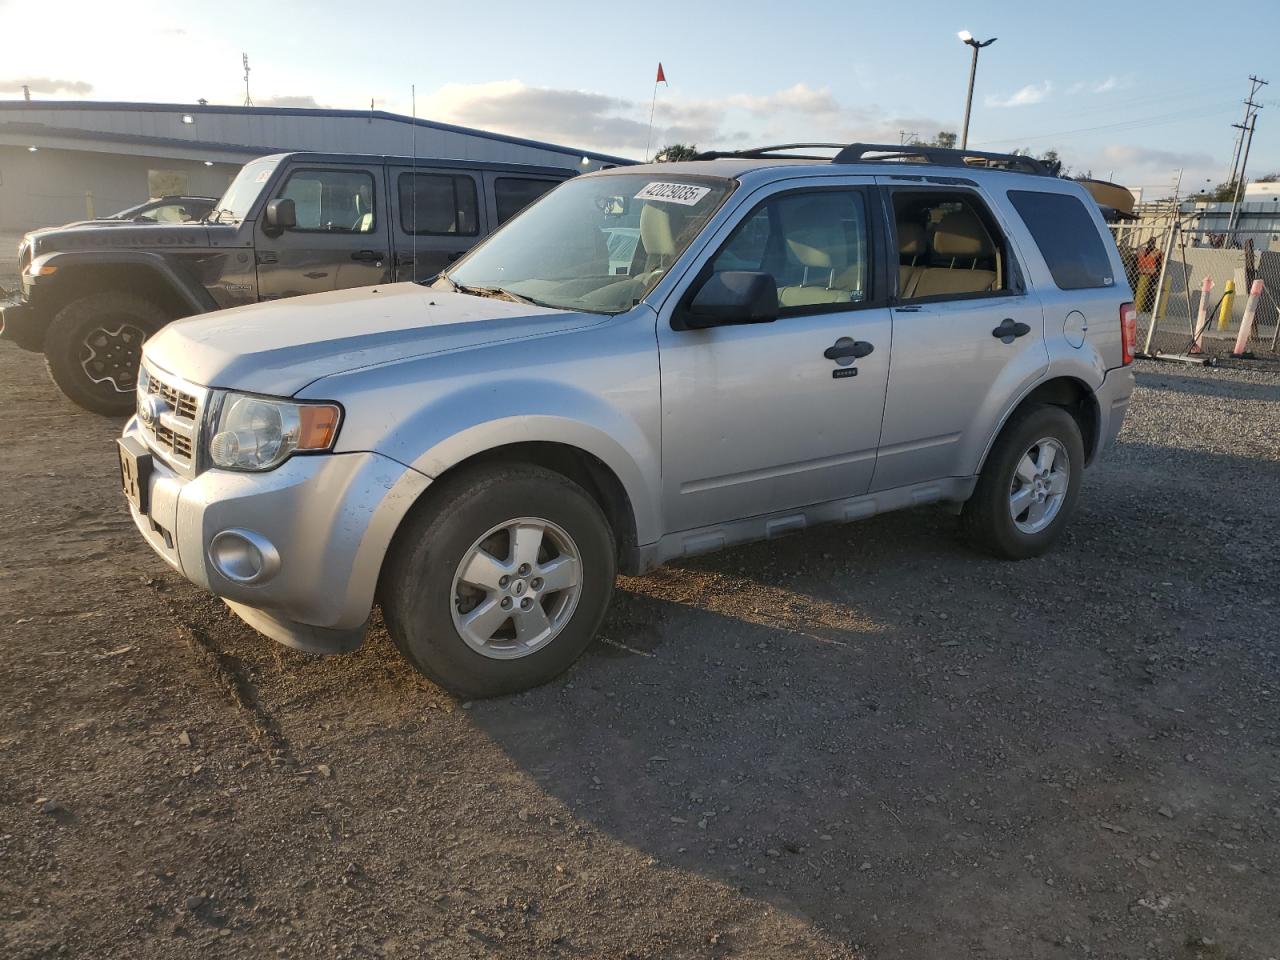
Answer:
[
  {"left": 1227, "top": 112, "right": 1259, "bottom": 233},
  {"left": 242, "top": 53, "right": 253, "bottom": 108},
  {"left": 22, "top": 84, "right": 31, "bottom": 101},
  {"left": 1226, "top": 75, "right": 1267, "bottom": 186}
]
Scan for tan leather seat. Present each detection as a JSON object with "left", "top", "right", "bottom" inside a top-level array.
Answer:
[
  {"left": 911, "top": 210, "right": 997, "bottom": 298},
  {"left": 897, "top": 221, "right": 927, "bottom": 297},
  {"left": 777, "top": 200, "right": 860, "bottom": 307}
]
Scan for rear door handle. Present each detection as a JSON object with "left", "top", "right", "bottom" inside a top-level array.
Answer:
[
  {"left": 394, "top": 253, "right": 415, "bottom": 266},
  {"left": 351, "top": 250, "right": 385, "bottom": 262},
  {"left": 992, "top": 318, "right": 1031, "bottom": 343},
  {"left": 824, "top": 338, "right": 874, "bottom": 361}
]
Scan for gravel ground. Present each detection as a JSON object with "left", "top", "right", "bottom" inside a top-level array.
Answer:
[{"left": 1, "top": 344, "right": 1278, "bottom": 960}]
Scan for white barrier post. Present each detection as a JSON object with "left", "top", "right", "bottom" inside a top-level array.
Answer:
[
  {"left": 1232, "top": 279, "right": 1265, "bottom": 357},
  {"left": 1188, "top": 276, "right": 1214, "bottom": 355}
]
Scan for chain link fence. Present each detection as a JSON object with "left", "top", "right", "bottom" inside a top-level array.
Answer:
[{"left": 1111, "top": 216, "right": 1280, "bottom": 359}]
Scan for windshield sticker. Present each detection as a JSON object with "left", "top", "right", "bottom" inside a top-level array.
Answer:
[{"left": 634, "top": 182, "right": 711, "bottom": 206}]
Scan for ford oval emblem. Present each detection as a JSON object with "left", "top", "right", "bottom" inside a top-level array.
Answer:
[{"left": 138, "top": 394, "right": 167, "bottom": 426}]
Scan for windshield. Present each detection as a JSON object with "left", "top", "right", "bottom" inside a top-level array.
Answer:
[
  {"left": 441, "top": 173, "right": 733, "bottom": 313},
  {"left": 210, "top": 157, "right": 280, "bottom": 222}
]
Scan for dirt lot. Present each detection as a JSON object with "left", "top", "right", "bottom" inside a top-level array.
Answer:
[{"left": 1, "top": 339, "right": 1278, "bottom": 960}]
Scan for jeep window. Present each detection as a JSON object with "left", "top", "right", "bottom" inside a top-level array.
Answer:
[
  {"left": 398, "top": 173, "right": 479, "bottom": 236},
  {"left": 211, "top": 157, "right": 279, "bottom": 223},
  {"left": 1007, "top": 190, "right": 1115, "bottom": 290},
  {"left": 494, "top": 177, "right": 559, "bottom": 224},
  {"left": 441, "top": 174, "right": 733, "bottom": 314},
  {"left": 891, "top": 190, "right": 1013, "bottom": 301},
  {"left": 279, "top": 169, "right": 377, "bottom": 234},
  {"left": 708, "top": 190, "right": 871, "bottom": 314}
]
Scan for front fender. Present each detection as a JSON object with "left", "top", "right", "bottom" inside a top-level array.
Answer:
[
  {"left": 335, "top": 379, "right": 662, "bottom": 546},
  {"left": 29, "top": 250, "right": 218, "bottom": 315}
]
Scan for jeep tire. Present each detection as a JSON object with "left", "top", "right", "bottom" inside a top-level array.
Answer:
[
  {"left": 381, "top": 464, "right": 617, "bottom": 699},
  {"left": 45, "top": 293, "right": 169, "bottom": 416}
]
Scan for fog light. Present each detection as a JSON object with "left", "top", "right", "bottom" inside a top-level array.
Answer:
[{"left": 209, "top": 529, "right": 281, "bottom": 584}]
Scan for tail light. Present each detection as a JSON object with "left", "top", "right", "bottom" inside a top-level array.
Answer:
[{"left": 1120, "top": 301, "right": 1137, "bottom": 365}]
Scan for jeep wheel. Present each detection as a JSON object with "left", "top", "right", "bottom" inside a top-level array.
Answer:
[
  {"left": 381, "top": 464, "right": 617, "bottom": 698},
  {"left": 44, "top": 293, "right": 169, "bottom": 416},
  {"left": 961, "top": 404, "right": 1085, "bottom": 560}
]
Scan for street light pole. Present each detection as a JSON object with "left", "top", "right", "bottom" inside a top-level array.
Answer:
[{"left": 958, "top": 31, "right": 996, "bottom": 149}]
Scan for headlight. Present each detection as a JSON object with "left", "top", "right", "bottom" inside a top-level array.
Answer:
[{"left": 208, "top": 392, "right": 342, "bottom": 471}]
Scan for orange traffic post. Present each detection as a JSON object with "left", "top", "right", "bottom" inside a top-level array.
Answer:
[{"left": 1233, "top": 279, "right": 1265, "bottom": 357}]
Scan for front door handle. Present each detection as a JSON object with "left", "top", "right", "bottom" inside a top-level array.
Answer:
[
  {"left": 992, "top": 318, "right": 1031, "bottom": 343},
  {"left": 824, "top": 338, "right": 875, "bottom": 361},
  {"left": 351, "top": 250, "right": 385, "bottom": 263}
]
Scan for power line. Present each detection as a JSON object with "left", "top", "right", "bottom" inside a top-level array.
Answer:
[{"left": 972, "top": 102, "right": 1236, "bottom": 147}]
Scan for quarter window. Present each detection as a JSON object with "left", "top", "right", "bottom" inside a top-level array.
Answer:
[
  {"left": 709, "top": 190, "right": 872, "bottom": 314},
  {"left": 1008, "top": 190, "right": 1115, "bottom": 290},
  {"left": 495, "top": 178, "right": 559, "bottom": 224},
  {"left": 278, "top": 169, "right": 376, "bottom": 234},
  {"left": 398, "top": 173, "right": 479, "bottom": 236}
]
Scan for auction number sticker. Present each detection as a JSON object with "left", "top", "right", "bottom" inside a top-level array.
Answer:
[{"left": 634, "top": 182, "right": 711, "bottom": 206}]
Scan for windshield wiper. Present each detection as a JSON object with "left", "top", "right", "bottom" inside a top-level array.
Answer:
[{"left": 446, "top": 281, "right": 543, "bottom": 307}]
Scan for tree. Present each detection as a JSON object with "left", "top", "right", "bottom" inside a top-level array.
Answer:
[
  {"left": 653, "top": 144, "right": 698, "bottom": 162},
  {"left": 1012, "top": 147, "right": 1069, "bottom": 178},
  {"left": 1203, "top": 179, "right": 1241, "bottom": 202},
  {"left": 1255, "top": 172, "right": 1280, "bottom": 183},
  {"left": 910, "top": 131, "right": 958, "bottom": 149}
]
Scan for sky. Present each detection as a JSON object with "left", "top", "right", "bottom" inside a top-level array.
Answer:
[{"left": 1, "top": 0, "right": 1277, "bottom": 198}]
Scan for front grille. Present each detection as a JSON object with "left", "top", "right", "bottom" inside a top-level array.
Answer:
[{"left": 138, "top": 362, "right": 207, "bottom": 477}]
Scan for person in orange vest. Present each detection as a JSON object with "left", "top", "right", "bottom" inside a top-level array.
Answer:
[{"left": 1135, "top": 237, "right": 1162, "bottom": 312}]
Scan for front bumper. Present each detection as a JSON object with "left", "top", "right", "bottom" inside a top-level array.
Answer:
[
  {"left": 0, "top": 296, "right": 44, "bottom": 352},
  {"left": 122, "top": 417, "right": 431, "bottom": 654}
]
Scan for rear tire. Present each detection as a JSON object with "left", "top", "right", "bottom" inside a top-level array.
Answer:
[
  {"left": 381, "top": 464, "right": 616, "bottom": 699},
  {"left": 44, "top": 293, "right": 168, "bottom": 416},
  {"left": 961, "top": 404, "right": 1085, "bottom": 560}
]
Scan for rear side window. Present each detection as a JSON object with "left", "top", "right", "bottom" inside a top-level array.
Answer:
[
  {"left": 398, "top": 173, "right": 479, "bottom": 236},
  {"left": 495, "top": 178, "right": 559, "bottom": 224},
  {"left": 1008, "top": 190, "right": 1114, "bottom": 290}
]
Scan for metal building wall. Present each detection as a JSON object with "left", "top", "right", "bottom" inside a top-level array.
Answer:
[{"left": 0, "top": 146, "right": 239, "bottom": 230}]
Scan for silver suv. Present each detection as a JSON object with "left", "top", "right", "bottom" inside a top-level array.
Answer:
[{"left": 119, "top": 143, "right": 1137, "bottom": 698}]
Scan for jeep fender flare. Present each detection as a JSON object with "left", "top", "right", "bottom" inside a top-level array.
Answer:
[{"left": 30, "top": 250, "right": 219, "bottom": 316}]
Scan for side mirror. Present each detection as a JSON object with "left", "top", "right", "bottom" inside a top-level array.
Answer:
[
  {"left": 264, "top": 198, "right": 296, "bottom": 234},
  {"left": 681, "top": 271, "right": 778, "bottom": 329}
]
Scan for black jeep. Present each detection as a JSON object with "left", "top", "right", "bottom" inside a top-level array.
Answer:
[{"left": 1, "top": 152, "right": 574, "bottom": 414}]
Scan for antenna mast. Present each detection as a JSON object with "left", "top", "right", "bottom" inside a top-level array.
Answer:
[{"left": 242, "top": 53, "right": 253, "bottom": 107}]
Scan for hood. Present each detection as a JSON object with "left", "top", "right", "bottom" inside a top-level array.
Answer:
[
  {"left": 25, "top": 221, "right": 238, "bottom": 255},
  {"left": 145, "top": 282, "right": 598, "bottom": 396}
]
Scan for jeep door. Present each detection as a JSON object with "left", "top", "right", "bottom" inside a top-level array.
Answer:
[
  {"left": 389, "top": 167, "right": 487, "bottom": 282},
  {"left": 872, "top": 183, "right": 1047, "bottom": 490},
  {"left": 255, "top": 163, "right": 391, "bottom": 299},
  {"left": 656, "top": 180, "right": 892, "bottom": 532}
]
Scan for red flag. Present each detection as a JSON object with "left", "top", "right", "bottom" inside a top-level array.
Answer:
[{"left": 656, "top": 63, "right": 667, "bottom": 85}]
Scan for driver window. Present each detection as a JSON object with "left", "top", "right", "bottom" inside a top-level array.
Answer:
[
  {"left": 278, "top": 169, "right": 376, "bottom": 234},
  {"left": 710, "top": 190, "right": 871, "bottom": 313}
]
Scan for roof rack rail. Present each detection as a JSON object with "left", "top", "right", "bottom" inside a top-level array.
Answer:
[
  {"left": 832, "top": 142, "right": 1048, "bottom": 175},
  {"left": 692, "top": 143, "right": 847, "bottom": 161}
]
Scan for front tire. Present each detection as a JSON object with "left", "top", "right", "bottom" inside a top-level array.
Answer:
[
  {"left": 44, "top": 293, "right": 168, "bottom": 416},
  {"left": 961, "top": 404, "right": 1085, "bottom": 559},
  {"left": 381, "top": 464, "right": 617, "bottom": 698}
]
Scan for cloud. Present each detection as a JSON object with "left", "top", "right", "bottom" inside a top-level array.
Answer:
[
  {"left": 985, "top": 81, "right": 1052, "bottom": 108},
  {"left": 728, "top": 83, "right": 841, "bottom": 117},
  {"left": 420, "top": 79, "right": 955, "bottom": 158},
  {"left": 1067, "top": 75, "right": 1128, "bottom": 95},
  {"left": 256, "top": 94, "right": 330, "bottom": 109},
  {"left": 0, "top": 76, "right": 93, "bottom": 96},
  {"left": 1100, "top": 144, "right": 1215, "bottom": 169}
]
